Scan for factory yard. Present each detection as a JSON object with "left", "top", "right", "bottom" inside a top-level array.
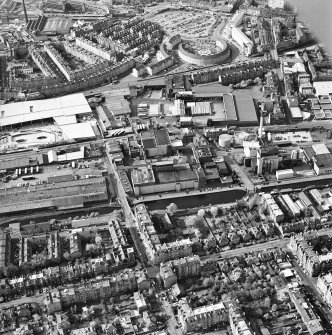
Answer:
[{"left": 148, "top": 9, "right": 217, "bottom": 39}]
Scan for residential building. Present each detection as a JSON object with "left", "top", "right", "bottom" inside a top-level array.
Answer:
[
  {"left": 178, "top": 298, "right": 226, "bottom": 333},
  {"left": 69, "top": 232, "right": 82, "bottom": 258},
  {"left": 289, "top": 234, "right": 332, "bottom": 276},
  {"left": 59, "top": 270, "right": 149, "bottom": 307},
  {"left": 44, "top": 43, "right": 74, "bottom": 82},
  {"left": 44, "top": 290, "right": 62, "bottom": 314},
  {"left": 231, "top": 27, "right": 253, "bottom": 56},
  {"left": 146, "top": 57, "right": 174, "bottom": 76},
  {"left": 229, "top": 302, "right": 254, "bottom": 335},
  {"left": 288, "top": 289, "right": 325, "bottom": 335},
  {"left": 132, "top": 64, "right": 146, "bottom": 77},
  {"left": 160, "top": 262, "right": 177, "bottom": 288},
  {"left": 317, "top": 273, "right": 332, "bottom": 307},
  {"left": 173, "top": 255, "right": 201, "bottom": 279},
  {"left": 135, "top": 203, "right": 194, "bottom": 264},
  {"left": 133, "top": 291, "right": 147, "bottom": 313},
  {"left": 76, "top": 37, "right": 114, "bottom": 61}
]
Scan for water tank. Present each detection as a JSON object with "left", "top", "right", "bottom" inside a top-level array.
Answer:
[{"left": 219, "top": 134, "right": 233, "bottom": 148}]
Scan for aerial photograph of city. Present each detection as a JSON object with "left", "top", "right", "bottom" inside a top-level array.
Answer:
[{"left": 0, "top": 0, "right": 332, "bottom": 334}]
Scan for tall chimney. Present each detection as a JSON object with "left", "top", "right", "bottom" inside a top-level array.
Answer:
[
  {"left": 258, "top": 113, "right": 264, "bottom": 139},
  {"left": 22, "top": 0, "right": 28, "bottom": 24}
]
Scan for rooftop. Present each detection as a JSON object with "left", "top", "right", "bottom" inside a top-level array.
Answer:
[{"left": 0, "top": 93, "right": 91, "bottom": 127}]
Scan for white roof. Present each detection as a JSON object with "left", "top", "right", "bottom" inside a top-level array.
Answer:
[
  {"left": 0, "top": 93, "right": 91, "bottom": 127},
  {"left": 281, "top": 268, "right": 294, "bottom": 278},
  {"left": 180, "top": 117, "right": 192, "bottom": 122},
  {"left": 60, "top": 122, "right": 95, "bottom": 140},
  {"left": 312, "top": 143, "right": 330, "bottom": 155},
  {"left": 232, "top": 27, "right": 253, "bottom": 46},
  {"left": 313, "top": 81, "right": 332, "bottom": 96},
  {"left": 290, "top": 107, "right": 302, "bottom": 118},
  {"left": 54, "top": 115, "right": 77, "bottom": 125}
]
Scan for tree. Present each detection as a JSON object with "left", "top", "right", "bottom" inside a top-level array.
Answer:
[
  {"left": 202, "top": 277, "right": 214, "bottom": 288},
  {"left": 86, "top": 243, "right": 98, "bottom": 252},
  {"left": 197, "top": 209, "right": 206, "bottom": 217},
  {"left": 256, "top": 308, "right": 263, "bottom": 317},
  {"left": 264, "top": 296, "right": 271, "bottom": 308},
  {"left": 210, "top": 207, "right": 219, "bottom": 218},
  {"left": 95, "top": 234, "right": 103, "bottom": 244},
  {"left": 20, "top": 262, "right": 34, "bottom": 275},
  {"left": 166, "top": 203, "right": 178, "bottom": 214},
  {"left": 63, "top": 251, "right": 71, "bottom": 260},
  {"left": 6, "top": 264, "right": 20, "bottom": 278}
]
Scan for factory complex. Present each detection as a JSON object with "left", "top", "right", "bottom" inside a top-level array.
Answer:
[{"left": 2, "top": 2, "right": 332, "bottom": 335}]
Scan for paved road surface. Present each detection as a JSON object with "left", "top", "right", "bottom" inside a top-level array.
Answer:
[
  {"left": 161, "top": 299, "right": 183, "bottom": 335},
  {"left": 104, "top": 150, "right": 149, "bottom": 265},
  {"left": 201, "top": 238, "right": 289, "bottom": 262},
  {"left": 202, "top": 227, "right": 332, "bottom": 262},
  {"left": 224, "top": 155, "right": 255, "bottom": 193},
  {"left": 0, "top": 293, "right": 46, "bottom": 309}
]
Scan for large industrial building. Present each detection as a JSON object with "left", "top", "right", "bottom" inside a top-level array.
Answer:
[
  {"left": 187, "top": 84, "right": 258, "bottom": 125},
  {"left": 0, "top": 177, "right": 108, "bottom": 215},
  {"left": 0, "top": 93, "right": 91, "bottom": 128}
]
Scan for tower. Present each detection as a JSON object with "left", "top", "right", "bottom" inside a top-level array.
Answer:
[
  {"left": 258, "top": 112, "right": 264, "bottom": 139},
  {"left": 257, "top": 150, "right": 263, "bottom": 175},
  {"left": 22, "top": 0, "right": 28, "bottom": 24}
]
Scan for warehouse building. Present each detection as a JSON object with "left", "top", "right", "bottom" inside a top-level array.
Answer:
[
  {"left": 0, "top": 93, "right": 91, "bottom": 129},
  {"left": 0, "top": 177, "right": 109, "bottom": 215}
]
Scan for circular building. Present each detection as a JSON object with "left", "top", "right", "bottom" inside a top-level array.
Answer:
[
  {"left": 219, "top": 134, "right": 233, "bottom": 148},
  {"left": 178, "top": 38, "right": 230, "bottom": 66}
]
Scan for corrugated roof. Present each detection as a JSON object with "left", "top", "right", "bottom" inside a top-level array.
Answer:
[
  {"left": 223, "top": 94, "right": 237, "bottom": 120},
  {"left": 154, "top": 129, "right": 170, "bottom": 145},
  {"left": 0, "top": 93, "right": 91, "bottom": 127},
  {"left": 233, "top": 91, "right": 258, "bottom": 123},
  {"left": 192, "top": 84, "right": 233, "bottom": 98},
  {"left": 60, "top": 122, "right": 96, "bottom": 140},
  {"left": 0, "top": 156, "right": 30, "bottom": 170}
]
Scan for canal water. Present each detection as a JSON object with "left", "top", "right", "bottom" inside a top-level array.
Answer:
[{"left": 145, "top": 189, "right": 247, "bottom": 210}]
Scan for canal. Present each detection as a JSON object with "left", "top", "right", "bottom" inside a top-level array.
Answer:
[{"left": 144, "top": 189, "right": 247, "bottom": 210}]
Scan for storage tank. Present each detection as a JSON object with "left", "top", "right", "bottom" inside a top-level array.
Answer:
[{"left": 218, "top": 134, "right": 233, "bottom": 148}]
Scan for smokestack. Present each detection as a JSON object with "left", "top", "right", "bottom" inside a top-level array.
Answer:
[
  {"left": 258, "top": 114, "right": 264, "bottom": 138},
  {"left": 22, "top": 0, "right": 28, "bottom": 24}
]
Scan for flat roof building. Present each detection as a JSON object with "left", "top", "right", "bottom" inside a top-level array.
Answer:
[{"left": 0, "top": 93, "right": 91, "bottom": 128}]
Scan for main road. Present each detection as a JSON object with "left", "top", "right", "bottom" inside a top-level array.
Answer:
[
  {"left": 104, "top": 148, "right": 149, "bottom": 265},
  {"left": 201, "top": 226, "right": 332, "bottom": 262}
]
